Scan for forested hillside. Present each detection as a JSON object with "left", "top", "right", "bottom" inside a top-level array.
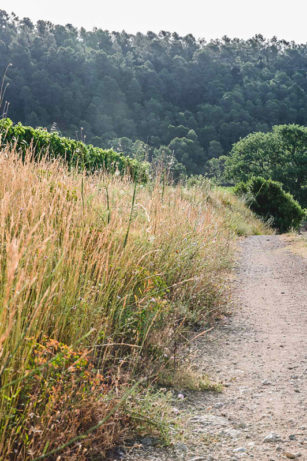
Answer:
[{"left": 1, "top": 9, "right": 307, "bottom": 173}]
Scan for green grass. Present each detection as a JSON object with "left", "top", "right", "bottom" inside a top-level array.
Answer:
[{"left": 0, "top": 147, "right": 268, "bottom": 460}]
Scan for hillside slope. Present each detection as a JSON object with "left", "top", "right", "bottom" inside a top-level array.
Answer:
[
  {"left": 0, "top": 146, "right": 267, "bottom": 460},
  {"left": 1, "top": 9, "right": 307, "bottom": 172}
]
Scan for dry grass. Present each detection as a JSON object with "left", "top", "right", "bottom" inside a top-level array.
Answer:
[
  {"left": 280, "top": 233, "right": 307, "bottom": 259},
  {"left": 0, "top": 147, "right": 267, "bottom": 460},
  {"left": 158, "top": 366, "right": 223, "bottom": 392},
  {"left": 212, "top": 188, "right": 272, "bottom": 236}
]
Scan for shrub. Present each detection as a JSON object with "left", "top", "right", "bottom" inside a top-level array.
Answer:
[
  {"left": 0, "top": 118, "right": 148, "bottom": 181},
  {"left": 225, "top": 124, "right": 307, "bottom": 207},
  {"left": 234, "top": 177, "right": 305, "bottom": 232}
]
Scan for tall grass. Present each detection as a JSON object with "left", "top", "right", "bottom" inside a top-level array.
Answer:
[{"left": 0, "top": 147, "right": 267, "bottom": 459}]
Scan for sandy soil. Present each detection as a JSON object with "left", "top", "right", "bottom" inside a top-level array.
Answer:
[{"left": 121, "top": 235, "right": 307, "bottom": 461}]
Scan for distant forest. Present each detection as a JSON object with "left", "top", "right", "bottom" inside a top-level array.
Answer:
[{"left": 1, "top": 9, "right": 307, "bottom": 173}]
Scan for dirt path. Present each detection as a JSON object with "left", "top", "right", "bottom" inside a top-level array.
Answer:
[{"left": 123, "top": 235, "right": 307, "bottom": 461}]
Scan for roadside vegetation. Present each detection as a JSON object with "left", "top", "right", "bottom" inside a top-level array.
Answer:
[
  {"left": 0, "top": 118, "right": 148, "bottom": 181},
  {"left": 225, "top": 124, "right": 307, "bottom": 208},
  {"left": 209, "top": 124, "right": 307, "bottom": 232},
  {"left": 234, "top": 177, "right": 305, "bottom": 233},
  {"left": 0, "top": 145, "right": 267, "bottom": 460}
]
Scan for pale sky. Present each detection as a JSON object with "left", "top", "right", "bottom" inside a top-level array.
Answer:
[{"left": 1, "top": 0, "right": 306, "bottom": 43}]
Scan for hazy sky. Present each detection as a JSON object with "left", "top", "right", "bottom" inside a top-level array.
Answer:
[{"left": 1, "top": 0, "right": 306, "bottom": 43}]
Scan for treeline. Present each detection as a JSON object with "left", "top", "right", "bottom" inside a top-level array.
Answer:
[{"left": 1, "top": 9, "right": 307, "bottom": 173}]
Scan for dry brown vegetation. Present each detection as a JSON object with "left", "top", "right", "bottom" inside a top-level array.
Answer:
[
  {"left": 0, "top": 147, "right": 267, "bottom": 460},
  {"left": 280, "top": 233, "right": 307, "bottom": 259}
]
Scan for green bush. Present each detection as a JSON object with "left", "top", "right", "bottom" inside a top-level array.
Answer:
[
  {"left": 225, "top": 124, "right": 307, "bottom": 207},
  {"left": 234, "top": 177, "right": 305, "bottom": 233},
  {"left": 0, "top": 118, "right": 148, "bottom": 182}
]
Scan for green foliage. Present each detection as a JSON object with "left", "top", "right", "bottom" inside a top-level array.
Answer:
[
  {"left": 204, "top": 155, "right": 228, "bottom": 183},
  {"left": 234, "top": 177, "right": 305, "bottom": 232},
  {"left": 1, "top": 10, "right": 307, "bottom": 174},
  {"left": 0, "top": 118, "right": 148, "bottom": 181},
  {"left": 226, "top": 124, "right": 307, "bottom": 207},
  {"left": 151, "top": 145, "right": 187, "bottom": 180},
  {"left": 168, "top": 134, "right": 204, "bottom": 174}
]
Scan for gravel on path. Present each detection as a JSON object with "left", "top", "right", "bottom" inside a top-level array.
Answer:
[{"left": 118, "top": 235, "right": 307, "bottom": 461}]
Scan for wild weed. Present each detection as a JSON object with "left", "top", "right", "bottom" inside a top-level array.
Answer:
[{"left": 0, "top": 147, "right": 267, "bottom": 459}]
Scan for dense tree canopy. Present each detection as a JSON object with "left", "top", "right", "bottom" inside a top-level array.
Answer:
[
  {"left": 1, "top": 10, "right": 307, "bottom": 174},
  {"left": 225, "top": 124, "right": 307, "bottom": 207}
]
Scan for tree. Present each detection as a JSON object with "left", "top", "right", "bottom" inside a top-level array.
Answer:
[
  {"left": 1, "top": 9, "right": 307, "bottom": 174},
  {"left": 152, "top": 145, "right": 186, "bottom": 180},
  {"left": 208, "top": 140, "right": 224, "bottom": 157},
  {"left": 204, "top": 156, "right": 227, "bottom": 183},
  {"left": 225, "top": 124, "right": 307, "bottom": 207},
  {"left": 168, "top": 135, "right": 204, "bottom": 174}
]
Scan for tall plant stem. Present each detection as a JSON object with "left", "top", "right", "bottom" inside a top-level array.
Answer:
[{"left": 123, "top": 181, "right": 137, "bottom": 248}]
